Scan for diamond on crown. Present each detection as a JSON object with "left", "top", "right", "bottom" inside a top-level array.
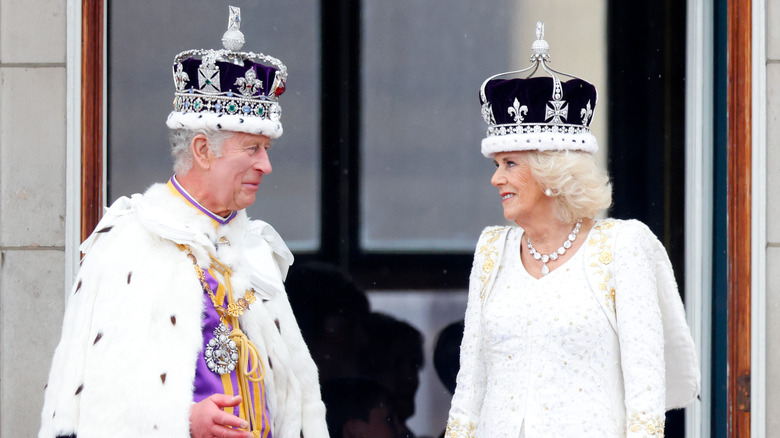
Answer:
[{"left": 235, "top": 69, "right": 263, "bottom": 97}]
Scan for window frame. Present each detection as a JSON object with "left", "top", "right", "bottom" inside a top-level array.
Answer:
[{"left": 307, "top": 0, "right": 473, "bottom": 290}]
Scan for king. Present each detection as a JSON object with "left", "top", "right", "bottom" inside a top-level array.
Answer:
[{"left": 38, "top": 7, "right": 328, "bottom": 438}]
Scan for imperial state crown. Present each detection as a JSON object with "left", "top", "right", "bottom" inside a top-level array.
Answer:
[{"left": 166, "top": 6, "right": 288, "bottom": 139}]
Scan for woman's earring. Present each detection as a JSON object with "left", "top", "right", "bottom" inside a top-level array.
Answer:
[{"left": 545, "top": 188, "right": 553, "bottom": 197}]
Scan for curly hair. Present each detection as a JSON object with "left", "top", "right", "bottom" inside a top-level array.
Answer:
[
  {"left": 169, "top": 128, "right": 233, "bottom": 175},
  {"left": 523, "top": 150, "right": 612, "bottom": 223}
]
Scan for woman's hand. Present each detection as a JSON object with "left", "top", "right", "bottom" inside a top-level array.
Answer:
[{"left": 190, "top": 394, "right": 252, "bottom": 438}]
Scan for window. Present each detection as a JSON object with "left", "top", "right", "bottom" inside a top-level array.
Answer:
[{"left": 106, "top": 1, "right": 693, "bottom": 436}]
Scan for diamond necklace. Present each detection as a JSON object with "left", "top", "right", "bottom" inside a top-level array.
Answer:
[{"left": 526, "top": 219, "right": 583, "bottom": 276}]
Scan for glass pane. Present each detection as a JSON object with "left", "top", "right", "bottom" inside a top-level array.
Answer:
[
  {"left": 360, "top": 0, "right": 514, "bottom": 251},
  {"left": 360, "top": 2, "right": 609, "bottom": 251},
  {"left": 108, "top": 1, "right": 320, "bottom": 251},
  {"left": 368, "top": 290, "right": 468, "bottom": 437}
]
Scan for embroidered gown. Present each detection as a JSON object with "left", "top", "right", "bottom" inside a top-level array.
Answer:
[{"left": 446, "top": 220, "right": 668, "bottom": 438}]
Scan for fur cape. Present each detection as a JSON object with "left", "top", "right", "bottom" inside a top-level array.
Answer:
[{"left": 39, "top": 183, "right": 328, "bottom": 438}]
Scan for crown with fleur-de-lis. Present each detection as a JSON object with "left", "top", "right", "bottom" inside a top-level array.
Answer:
[
  {"left": 478, "top": 22, "right": 598, "bottom": 157},
  {"left": 166, "top": 6, "right": 288, "bottom": 138}
]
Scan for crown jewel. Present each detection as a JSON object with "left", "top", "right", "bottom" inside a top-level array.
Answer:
[
  {"left": 221, "top": 6, "right": 245, "bottom": 51},
  {"left": 166, "top": 6, "right": 288, "bottom": 139},
  {"left": 530, "top": 22, "right": 550, "bottom": 61},
  {"left": 478, "top": 22, "right": 598, "bottom": 157}
]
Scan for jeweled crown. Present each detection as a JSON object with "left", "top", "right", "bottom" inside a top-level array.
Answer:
[
  {"left": 479, "top": 22, "right": 598, "bottom": 157},
  {"left": 166, "top": 6, "right": 288, "bottom": 139}
]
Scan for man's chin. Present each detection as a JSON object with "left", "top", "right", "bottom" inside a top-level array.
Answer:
[{"left": 236, "top": 196, "right": 257, "bottom": 211}]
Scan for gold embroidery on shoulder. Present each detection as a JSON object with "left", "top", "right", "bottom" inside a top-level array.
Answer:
[
  {"left": 589, "top": 220, "right": 616, "bottom": 313},
  {"left": 628, "top": 411, "right": 665, "bottom": 437},
  {"left": 478, "top": 229, "right": 502, "bottom": 299},
  {"left": 445, "top": 417, "right": 476, "bottom": 438}
]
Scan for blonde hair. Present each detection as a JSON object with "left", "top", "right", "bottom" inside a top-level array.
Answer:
[{"left": 524, "top": 150, "right": 612, "bottom": 223}]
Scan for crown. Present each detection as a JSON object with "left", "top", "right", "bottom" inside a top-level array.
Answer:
[
  {"left": 166, "top": 6, "right": 288, "bottom": 139},
  {"left": 478, "top": 22, "right": 598, "bottom": 157}
]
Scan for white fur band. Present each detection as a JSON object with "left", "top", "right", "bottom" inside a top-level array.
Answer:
[
  {"left": 481, "top": 131, "right": 599, "bottom": 157},
  {"left": 166, "top": 111, "right": 283, "bottom": 139}
]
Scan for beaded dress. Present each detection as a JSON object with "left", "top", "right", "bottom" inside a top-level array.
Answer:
[{"left": 446, "top": 221, "right": 670, "bottom": 438}]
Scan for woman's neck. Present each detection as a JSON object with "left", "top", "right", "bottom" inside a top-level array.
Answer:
[{"left": 521, "top": 217, "right": 589, "bottom": 254}]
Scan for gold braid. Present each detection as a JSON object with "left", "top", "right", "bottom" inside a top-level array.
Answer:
[{"left": 178, "top": 244, "right": 266, "bottom": 435}]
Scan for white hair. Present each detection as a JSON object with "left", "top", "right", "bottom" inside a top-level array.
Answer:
[
  {"left": 169, "top": 128, "right": 233, "bottom": 175},
  {"left": 524, "top": 150, "right": 613, "bottom": 223}
]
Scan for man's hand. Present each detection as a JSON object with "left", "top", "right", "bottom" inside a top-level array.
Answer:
[{"left": 190, "top": 394, "right": 253, "bottom": 438}]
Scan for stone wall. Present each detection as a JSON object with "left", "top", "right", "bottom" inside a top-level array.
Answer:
[{"left": 0, "top": 0, "right": 68, "bottom": 436}]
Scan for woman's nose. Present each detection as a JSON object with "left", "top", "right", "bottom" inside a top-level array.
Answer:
[{"left": 491, "top": 168, "right": 504, "bottom": 187}]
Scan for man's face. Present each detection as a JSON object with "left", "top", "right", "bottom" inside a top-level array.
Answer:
[{"left": 205, "top": 132, "right": 272, "bottom": 216}]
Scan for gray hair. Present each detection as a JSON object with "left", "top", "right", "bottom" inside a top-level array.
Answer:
[{"left": 169, "top": 128, "right": 233, "bottom": 175}]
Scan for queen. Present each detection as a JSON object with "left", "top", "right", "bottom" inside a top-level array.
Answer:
[{"left": 444, "top": 23, "right": 699, "bottom": 438}]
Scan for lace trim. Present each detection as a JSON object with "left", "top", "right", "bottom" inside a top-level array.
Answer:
[
  {"left": 444, "top": 417, "right": 476, "bottom": 438},
  {"left": 627, "top": 411, "right": 665, "bottom": 437}
]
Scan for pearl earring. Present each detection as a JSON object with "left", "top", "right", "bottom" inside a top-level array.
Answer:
[{"left": 545, "top": 188, "right": 553, "bottom": 197}]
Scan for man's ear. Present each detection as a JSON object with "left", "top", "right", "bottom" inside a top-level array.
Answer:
[{"left": 190, "top": 134, "right": 212, "bottom": 170}]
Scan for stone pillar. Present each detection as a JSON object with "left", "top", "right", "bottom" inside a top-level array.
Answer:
[
  {"left": 0, "top": 0, "right": 68, "bottom": 436},
  {"left": 766, "top": 0, "right": 780, "bottom": 431}
]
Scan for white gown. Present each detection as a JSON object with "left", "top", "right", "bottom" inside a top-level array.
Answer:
[
  {"left": 481, "top": 227, "right": 626, "bottom": 436},
  {"left": 445, "top": 219, "right": 691, "bottom": 438}
]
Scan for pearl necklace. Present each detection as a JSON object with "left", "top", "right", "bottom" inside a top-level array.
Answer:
[{"left": 526, "top": 219, "right": 583, "bottom": 276}]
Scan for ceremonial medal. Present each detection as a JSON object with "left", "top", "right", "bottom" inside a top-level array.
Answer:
[{"left": 204, "top": 322, "right": 239, "bottom": 375}]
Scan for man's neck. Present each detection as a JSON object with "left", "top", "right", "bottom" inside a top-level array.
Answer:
[{"left": 171, "top": 175, "right": 235, "bottom": 223}]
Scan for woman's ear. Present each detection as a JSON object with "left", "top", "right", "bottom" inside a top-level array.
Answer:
[{"left": 190, "top": 134, "right": 211, "bottom": 170}]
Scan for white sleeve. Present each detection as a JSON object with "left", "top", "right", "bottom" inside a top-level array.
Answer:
[
  {"left": 445, "top": 229, "right": 502, "bottom": 437},
  {"left": 613, "top": 221, "right": 666, "bottom": 437}
]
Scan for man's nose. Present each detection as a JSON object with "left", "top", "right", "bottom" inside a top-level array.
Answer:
[{"left": 255, "top": 151, "right": 272, "bottom": 174}]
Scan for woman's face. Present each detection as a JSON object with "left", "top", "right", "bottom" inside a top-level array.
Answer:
[{"left": 490, "top": 151, "right": 547, "bottom": 224}]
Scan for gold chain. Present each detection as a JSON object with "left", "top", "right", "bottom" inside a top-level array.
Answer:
[{"left": 177, "top": 244, "right": 257, "bottom": 319}]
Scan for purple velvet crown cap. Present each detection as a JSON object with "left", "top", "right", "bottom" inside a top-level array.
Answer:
[
  {"left": 166, "top": 6, "right": 288, "bottom": 139},
  {"left": 479, "top": 75, "right": 599, "bottom": 157},
  {"left": 483, "top": 77, "right": 596, "bottom": 127},
  {"left": 177, "top": 58, "right": 282, "bottom": 100}
]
